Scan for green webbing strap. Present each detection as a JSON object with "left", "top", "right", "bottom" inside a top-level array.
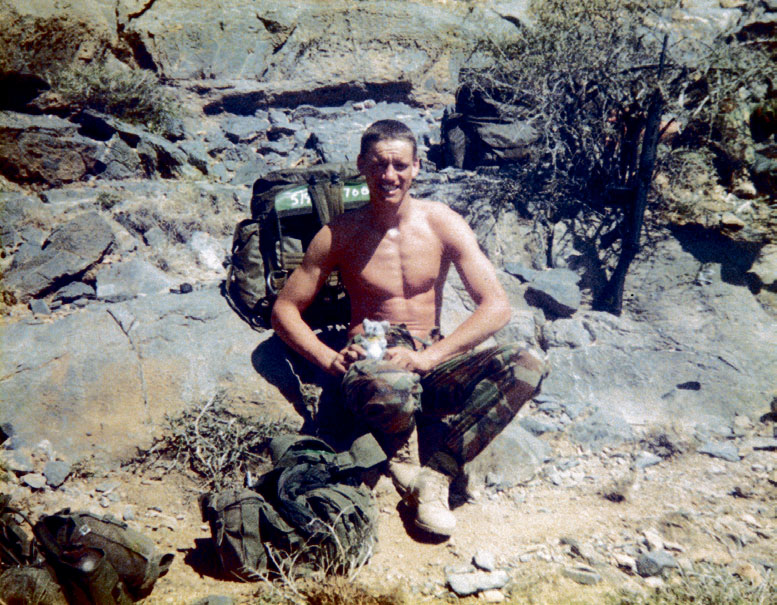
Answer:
[
  {"left": 308, "top": 174, "right": 345, "bottom": 228},
  {"left": 269, "top": 433, "right": 386, "bottom": 473}
]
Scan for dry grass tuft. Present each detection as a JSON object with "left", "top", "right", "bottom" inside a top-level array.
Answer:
[
  {"left": 127, "top": 389, "right": 298, "bottom": 489},
  {"left": 609, "top": 562, "right": 776, "bottom": 605}
]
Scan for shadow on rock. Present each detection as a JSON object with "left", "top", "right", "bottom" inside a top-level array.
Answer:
[{"left": 252, "top": 334, "right": 304, "bottom": 408}]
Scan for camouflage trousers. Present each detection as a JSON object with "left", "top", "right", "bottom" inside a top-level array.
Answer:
[{"left": 327, "top": 325, "right": 550, "bottom": 464}]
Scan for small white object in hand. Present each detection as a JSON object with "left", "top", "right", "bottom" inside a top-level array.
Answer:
[{"left": 362, "top": 318, "right": 390, "bottom": 360}]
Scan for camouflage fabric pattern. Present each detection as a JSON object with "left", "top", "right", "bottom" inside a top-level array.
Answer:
[
  {"left": 340, "top": 324, "right": 550, "bottom": 463},
  {"left": 419, "top": 341, "right": 549, "bottom": 463},
  {"left": 342, "top": 359, "right": 422, "bottom": 434}
]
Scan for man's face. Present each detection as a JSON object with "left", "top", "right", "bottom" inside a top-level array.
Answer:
[{"left": 357, "top": 139, "right": 420, "bottom": 207}]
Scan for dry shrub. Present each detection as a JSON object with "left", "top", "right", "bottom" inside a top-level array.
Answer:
[
  {"left": 299, "top": 577, "right": 406, "bottom": 605},
  {"left": 50, "top": 62, "right": 179, "bottom": 134},
  {"left": 458, "top": 0, "right": 776, "bottom": 309},
  {"left": 464, "top": 0, "right": 776, "bottom": 218},
  {"left": 609, "top": 562, "right": 776, "bottom": 605},
  {"left": 128, "top": 390, "right": 298, "bottom": 489}
]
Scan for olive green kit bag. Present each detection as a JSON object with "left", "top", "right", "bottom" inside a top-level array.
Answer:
[
  {"left": 200, "top": 433, "right": 385, "bottom": 581},
  {"left": 0, "top": 495, "right": 173, "bottom": 605},
  {"left": 225, "top": 162, "right": 369, "bottom": 328}
]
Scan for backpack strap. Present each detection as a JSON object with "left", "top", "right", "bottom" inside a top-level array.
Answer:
[
  {"left": 0, "top": 498, "right": 40, "bottom": 567},
  {"left": 308, "top": 173, "right": 345, "bottom": 228},
  {"left": 269, "top": 433, "right": 386, "bottom": 473}
]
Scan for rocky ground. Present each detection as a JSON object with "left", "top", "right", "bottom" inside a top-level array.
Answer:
[
  {"left": 2, "top": 406, "right": 776, "bottom": 603},
  {"left": 2, "top": 1, "right": 777, "bottom": 603}
]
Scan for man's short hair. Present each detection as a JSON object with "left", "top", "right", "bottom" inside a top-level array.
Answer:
[{"left": 359, "top": 119, "right": 417, "bottom": 159}]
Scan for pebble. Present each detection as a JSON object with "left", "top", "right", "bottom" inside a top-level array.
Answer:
[
  {"left": 732, "top": 561, "right": 762, "bottom": 585},
  {"left": 190, "top": 597, "right": 235, "bottom": 605},
  {"left": 697, "top": 441, "right": 740, "bottom": 462},
  {"left": 43, "top": 460, "right": 71, "bottom": 487},
  {"left": 22, "top": 473, "right": 47, "bottom": 490},
  {"left": 663, "top": 540, "right": 684, "bottom": 553},
  {"left": 562, "top": 565, "right": 601, "bottom": 585},
  {"left": 473, "top": 549, "right": 496, "bottom": 572},
  {"left": 95, "top": 480, "right": 119, "bottom": 493},
  {"left": 643, "top": 576, "right": 665, "bottom": 589},
  {"left": 745, "top": 437, "right": 777, "bottom": 451},
  {"left": 479, "top": 589, "right": 505, "bottom": 602},
  {"left": 123, "top": 506, "right": 136, "bottom": 521},
  {"left": 634, "top": 451, "right": 662, "bottom": 469},
  {"left": 446, "top": 570, "right": 509, "bottom": 597},
  {"left": 3, "top": 450, "right": 34, "bottom": 473},
  {"left": 30, "top": 298, "right": 51, "bottom": 315},
  {"left": 642, "top": 529, "right": 664, "bottom": 551},
  {"left": 636, "top": 550, "right": 678, "bottom": 577},
  {"left": 613, "top": 552, "right": 637, "bottom": 573}
]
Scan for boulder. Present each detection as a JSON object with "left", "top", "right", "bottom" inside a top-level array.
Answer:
[
  {"left": 0, "top": 286, "right": 298, "bottom": 462},
  {"left": 463, "top": 421, "right": 551, "bottom": 492},
  {"left": 2, "top": 212, "right": 114, "bottom": 302},
  {"left": 0, "top": 112, "right": 106, "bottom": 187}
]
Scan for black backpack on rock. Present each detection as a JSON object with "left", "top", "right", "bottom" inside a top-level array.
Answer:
[{"left": 200, "top": 433, "right": 385, "bottom": 581}]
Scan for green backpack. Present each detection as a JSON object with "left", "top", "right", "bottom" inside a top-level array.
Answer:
[
  {"left": 0, "top": 495, "right": 173, "bottom": 605},
  {"left": 200, "top": 433, "right": 385, "bottom": 581},
  {"left": 33, "top": 511, "right": 174, "bottom": 602},
  {"left": 225, "top": 162, "right": 369, "bottom": 329}
]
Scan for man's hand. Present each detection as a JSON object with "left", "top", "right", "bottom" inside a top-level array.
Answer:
[
  {"left": 325, "top": 343, "right": 368, "bottom": 376},
  {"left": 383, "top": 346, "right": 437, "bottom": 375}
]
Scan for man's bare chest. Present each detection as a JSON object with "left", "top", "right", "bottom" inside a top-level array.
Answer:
[{"left": 340, "top": 227, "right": 444, "bottom": 298}]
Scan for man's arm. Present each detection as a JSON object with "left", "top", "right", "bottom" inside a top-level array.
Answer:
[
  {"left": 386, "top": 205, "right": 511, "bottom": 373},
  {"left": 270, "top": 226, "right": 350, "bottom": 375}
]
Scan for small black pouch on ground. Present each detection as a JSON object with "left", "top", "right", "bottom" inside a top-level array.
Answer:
[{"left": 201, "top": 433, "right": 386, "bottom": 581}]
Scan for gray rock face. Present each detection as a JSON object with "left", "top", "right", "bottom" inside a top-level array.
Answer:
[
  {"left": 0, "top": 111, "right": 105, "bottom": 187},
  {"left": 126, "top": 0, "right": 521, "bottom": 106},
  {"left": 95, "top": 259, "right": 177, "bottom": 302},
  {"left": 524, "top": 269, "right": 582, "bottom": 317},
  {"left": 569, "top": 408, "right": 635, "bottom": 451},
  {"left": 537, "top": 235, "right": 777, "bottom": 429},
  {"left": 0, "top": 287, "right": 295, "bottom": 461},
  {"left": 2, "top": 212, "right": 114, "bottom": 302},
  {"left": 463, "top": 421, "right": 551, "bottom": 492}
]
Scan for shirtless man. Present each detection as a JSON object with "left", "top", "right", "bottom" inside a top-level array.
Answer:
[{"left": 272, "top": 120, "right": 548, "bottom": 537}]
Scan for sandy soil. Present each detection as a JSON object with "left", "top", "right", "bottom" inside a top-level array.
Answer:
[{"left": 5, "top": 418, "right": 776, "bottom": 605}]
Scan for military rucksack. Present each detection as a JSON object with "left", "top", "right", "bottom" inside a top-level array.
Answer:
[
  {"left": 0, "top": 495, "right": 174, "bottom": 605},
  {"left": 225, "top": 162, "right": 369, "bottom": 329},
  {"left": 200, "top": 433, "right": 385, "bottom": 581},
  {"left": 32, "top": 510, "right": 174, "bottom": 602},
  {"left": 0, "top": 495, "right": 40, "bottom": 570}
]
